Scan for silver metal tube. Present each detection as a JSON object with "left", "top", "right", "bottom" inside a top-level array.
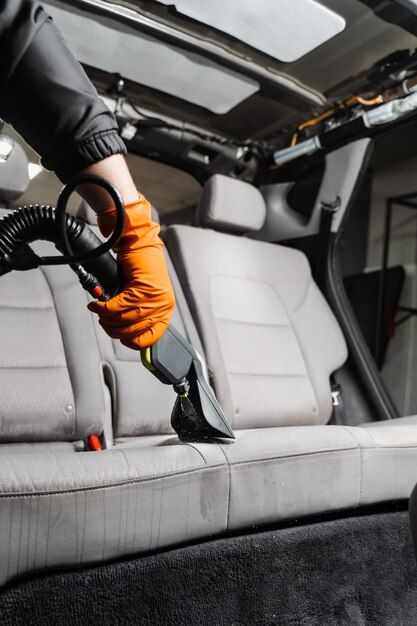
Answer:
[
  {"left": 364, "top": 92, "right": 417, "bottom": 126},
  {"left": 272, "top": 136, "right": 321, "bottom": 166}
]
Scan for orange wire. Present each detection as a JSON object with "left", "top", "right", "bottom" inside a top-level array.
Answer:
[
  {"left": 353, "top": 95, "right": 383, "bottom": 106},
  {"left": 297, "top": 108, "right": 336, "bottom": 132},
  {"left": 289, "top": 94, "right": 382, "bottom": 147},
  {"left": 268, "top": 93, "right": 383, "bottom": 167}
]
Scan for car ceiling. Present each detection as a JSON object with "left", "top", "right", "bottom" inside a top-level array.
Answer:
[{"left": 44, "top": 0, "right": 417, "bottom": 147}]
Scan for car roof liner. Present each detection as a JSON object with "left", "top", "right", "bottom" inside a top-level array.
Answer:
[
  {"left": 42, "top": 1, "right": 417, "bottom": 149},
  {"left": 44, "top": 2, "right": 259, "bottom": 114}
]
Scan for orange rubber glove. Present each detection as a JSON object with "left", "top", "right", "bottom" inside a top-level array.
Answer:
[{"left": 87, "top": 194, "right": 175, "bottom": 350}]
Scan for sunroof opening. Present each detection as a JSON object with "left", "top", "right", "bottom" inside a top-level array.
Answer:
[
  {"left": 157, "top": 0, "right": 346, "bottom": 63},
  {"left": 45, "top": 2, "right": 259, "bottom": 114}
]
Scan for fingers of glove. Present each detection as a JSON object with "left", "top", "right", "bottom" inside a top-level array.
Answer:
[
  {"left": 87, "top": 248, "right": 175, "bottom": 319},
  {"left": 98, "top": 316, "right": 154, "bottom": 340},
  {"left": 97, "top": 304, "right": 173, "bottom": 330},
  {"left": 87, "top": 285, "right": 174, "bottom": 323},
  {"left": 88, "top": 299, "right": 107, "bottom": 315},
  {"left": 96, "top": 293, "right": 173, "bottom": 332},
  {"left": 87, "top": 291, "right": 145, "bottom": 317},
  {"left": 119, "top": 321, "right": 169, "bottom": 351},
  {"left": 89, "top": 199, "right": 175, "bottom": 350},
  {"left": 98, "top": 316, "right": 168, "bottom": 349},
  {"left": 91, "top": 306, "right": 145, "bottom": 326}
]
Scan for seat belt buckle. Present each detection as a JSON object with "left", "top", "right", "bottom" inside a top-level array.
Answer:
[{"left": 331, "top": 384, "right": 341, "bottom": 407}]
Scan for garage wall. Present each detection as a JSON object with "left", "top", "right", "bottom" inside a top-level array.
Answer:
[
  {"left": 366, "top": 124, "right": 417, "bottom": 415},
  {"left": 367, "top": 154, "right": 417, "bottom": 270}
]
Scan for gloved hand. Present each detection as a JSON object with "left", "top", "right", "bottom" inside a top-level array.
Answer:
[{"left": 87, "top": 193, "right": 175, "bottom": 350}]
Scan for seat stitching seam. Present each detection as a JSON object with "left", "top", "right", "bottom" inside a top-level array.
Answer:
[
  {"left": 269, "top": 278, "right": 319, "bottom": 420},
  {"left": 0, "top": 448, "right": 362, "bottom": 499},
  {"left": 227, "top": 447, "right": 357, "bottom": 467},
  {"left": 0, "top": 463, "right": 228, "bottom": 499},
  {"left": 183, "top": 443, "right": 207, "bottom": 465},
  {"left": 208, "top": 271, "right": 311, "bottom": 313},
  {"left": 292, "top": 277, "right": 313, "bottom": 314},
  {"left": 216, "top": 444, "right": 231, "bottom": 532},
  {"left": 0, "top": 305, "right": 55, "bottom": 310},
  {"left": 362, "top": 444, "right": 417, "bottom": 450},
  {"left": 340, "top": 427, "right": 363, "bottom": 505}
]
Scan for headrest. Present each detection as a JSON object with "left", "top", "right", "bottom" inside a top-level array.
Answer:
[
  {"left": 75, "top": 200, "right": 160, "bottom": 226},
  {"left": 0, "top": 142, "right": 30, "bottom": 206},
  {"left": 197, "top": 174, "right": 266, "bottom": 234}
]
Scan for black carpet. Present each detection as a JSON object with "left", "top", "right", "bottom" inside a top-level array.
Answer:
[{"left": 1, "top": 507, "right": 416, "bottom": 625}]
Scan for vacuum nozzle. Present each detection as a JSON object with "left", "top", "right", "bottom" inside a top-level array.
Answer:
[{"left": 141, "top": 326, "right": 235, "bottom": 442}]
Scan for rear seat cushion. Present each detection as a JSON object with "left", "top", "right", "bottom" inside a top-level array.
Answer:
[
  {"left": 360, "top": 415, "right": 417, "bottom": 427},
  {"left": 0, "top": 442, "right": 80, "bottom": 455},
  {"left": 165, "top": 225, "right": 347, "bottom": 428},
  {"left": 221, "top": 424, "right": 417, "bottom": 531},
  {"left": 0, "top": 438, "right": 229, "bottom": 587},
  {"left": 2, "top": 423, "right": 417, "bottom": 587}
]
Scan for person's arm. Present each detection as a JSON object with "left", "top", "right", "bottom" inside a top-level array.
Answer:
[
  {"left": 0, "top": 0, "right": 175, "bottom": 348},
  {"left": 0, "top": 0, "right": 126, "bottom": 182},
  {"left": 78, "top": 155, "right": 138, "bottom": 211}
]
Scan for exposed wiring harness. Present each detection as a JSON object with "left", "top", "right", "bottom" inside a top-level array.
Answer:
[
  {"left": 287, "top": 70, "right": 417, "bottom": 153},
  {"left": 289, "top": 95, "right": 383, "bottom": 147}
]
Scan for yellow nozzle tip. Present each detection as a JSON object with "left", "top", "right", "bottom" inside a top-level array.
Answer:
[{"left": 140, "top": 347, "right": 156, "bottom": 372}]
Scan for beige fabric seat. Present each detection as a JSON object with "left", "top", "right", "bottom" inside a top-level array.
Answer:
[
  {"left": 164, "top": 174, "right": 348, "bottom": 429},
  {"left": 2, "top": 162, "right": 417, "bottom": 588},
  {"left": 164, "top": 175, "right": 416, "bottom": 434},
  {"left": 0, "top": 227, "right": 111, "bottom": 447},
  {"left": 2, "top": 423, "right": 417, "bottom": 587}
]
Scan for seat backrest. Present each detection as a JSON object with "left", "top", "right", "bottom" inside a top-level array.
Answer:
[
  {"left": 0, "top": 149, "right": 110, "bottom": 443},
  {"left": 165, "top": 174, "right": 348, "bottom": 429},
  {"left": 75, "top": 202, "right": 206, "bottom": 438},
  {"left": 0, "top": 230, "right": 109, "bottom": 442}
]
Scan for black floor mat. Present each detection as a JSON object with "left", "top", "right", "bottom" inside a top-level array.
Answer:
[{"left": 1, "top": 506, "right": 416, "bottom": 625}]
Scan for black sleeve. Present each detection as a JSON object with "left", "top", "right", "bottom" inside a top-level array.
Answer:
[{"left": 0, "top": 0, "right": 126, "bottom": 182}]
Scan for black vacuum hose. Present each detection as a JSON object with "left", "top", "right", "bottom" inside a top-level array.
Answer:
[
  {"left": 0, "top": 204, "right": 82, "bottom": 255},
  {"left": 0, "top": 204, "right": 122, "bottom": 298},
  {"left": 0, "top": 174, "right": 126, "bottom": 299}
]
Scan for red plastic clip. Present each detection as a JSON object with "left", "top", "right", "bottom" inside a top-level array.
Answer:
[
  {"left": 88, "top": 434, "right": 103, "bottom": 451},
  {"left": 92, "top": 285, "right": 104, "bottom": 298}
]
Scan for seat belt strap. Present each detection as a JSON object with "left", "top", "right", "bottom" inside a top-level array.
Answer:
[{"left": 316, "top": 196, "right": 341, "bottom": 288}]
